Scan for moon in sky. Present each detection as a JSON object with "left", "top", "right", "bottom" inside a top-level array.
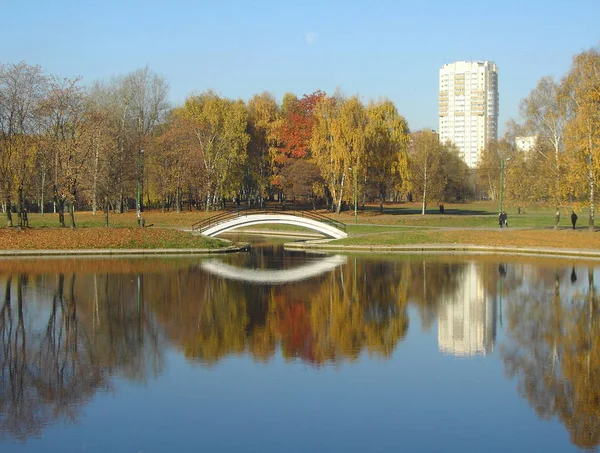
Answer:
[{"left": 305, "top": 31, "right": 318, "bottom": 45}]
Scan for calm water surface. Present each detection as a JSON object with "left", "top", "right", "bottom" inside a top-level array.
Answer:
[{"left": 1, "top": 238, "right": 599, "bottom": 452}]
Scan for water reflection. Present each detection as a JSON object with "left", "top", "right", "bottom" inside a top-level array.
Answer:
[
  {"left": 437, "top": 262, "right": 497, "bottom": 356},
  {"left": 501, "top": 265, "right": 600, "bottom": 449},
  {"left": 0, "top": 272, "right": 163, "bottom": 440},
  {"left": 0, "top": 254, "right": 599, "bottom": 450},
  {"left": 201, "top": 254, "right": 347, "bottom": 284}
]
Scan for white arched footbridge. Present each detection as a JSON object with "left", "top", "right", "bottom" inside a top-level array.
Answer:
[{"left": 193, "top": 209, "right": 348, "bottom": 239}]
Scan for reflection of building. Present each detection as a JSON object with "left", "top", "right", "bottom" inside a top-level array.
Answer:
[
  {"left": 438, "top": 263, "right": 497, "bottom": 356},
  {"left": 439, "top": 61, "right": 499, "bottom": 168}
]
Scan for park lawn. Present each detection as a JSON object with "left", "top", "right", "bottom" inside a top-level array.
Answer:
[
  {"left": 393, "top": 215, "right": 573, "bottom": 228},
  {"left": 327, "top": 201, "right": 590, "bottom": 229},
  {"left": 0, "top": 227, "right": 227, "bottom": 250},
  {"left": 25, "top": 210, "right": 217, "bottom": 229},
  {"left": 332, "top": 228, "right": 600, "bottom": 250}
]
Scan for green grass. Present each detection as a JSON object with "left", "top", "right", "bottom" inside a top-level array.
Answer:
[
  {"left": 393, "top": 214, "right": 572, "bottom": 228},
  {"left": 333, "top": 231, "right": 438, "bottom": 246},
  {"left": 120, "top": 234, "right": 227, "bottom": 249}
]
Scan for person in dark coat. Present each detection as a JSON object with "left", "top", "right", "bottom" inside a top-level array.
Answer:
[
  {"left": 503, "top": 211, "right": 508, "bottom": 227},
  {"left": 498, "top": 212, "right": 503, "bottom": 228},
  {"left": 571, "top": 211, "right": 578, "bottom": 230}
]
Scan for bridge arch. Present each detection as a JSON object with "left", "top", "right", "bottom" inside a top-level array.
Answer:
[{"left": 200, "top": 213, "right": 348, "bottom": 239}]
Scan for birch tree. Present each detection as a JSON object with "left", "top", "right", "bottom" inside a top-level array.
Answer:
[
  {"left": 564, "top": 49, "right": 600, "bottom": 231},
  {"left": 178, "top": 91, "right": 249, "bottom": 210},
  {"left": 311, "top": 95, "right": 341, "bottom": 211},
  {"left": 520, "top": 77, "right": 570, "bottom": 228},
  {"left": 409, "top": 130, "right": 445, "bottom": 215},
  {"left": 246, "top": 92, "right": 279, "bottom": 204},
  {"left": 365, "top": 100, "right": 410, "bottom": 212}
]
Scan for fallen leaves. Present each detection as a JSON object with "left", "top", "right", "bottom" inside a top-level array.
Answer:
[{"left": 0, "top": 227, "right": 225, "bottom": 250}]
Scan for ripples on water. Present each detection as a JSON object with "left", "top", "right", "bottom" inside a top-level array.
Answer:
[{"left": 0, "top": 241, "right": 599, "bottom": 452}]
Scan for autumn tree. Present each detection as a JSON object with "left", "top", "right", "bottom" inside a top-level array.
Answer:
[
  {"left": 365, "top": 100, "right": 410, "bottom": 212},
  {"left": 439, "top": 141, "right": 472, "bottom": 202},
  {"left": 178, "top": 91, "right": 249, "bottom": 210},
  {"left": 38, "top": 77, "right": 90, "bottom": 228},
  {"left": 245, "top": 92, "right": 280, "bottom": 205},
  {"left": 312, "top": 96, "right": 369, "bottom": 214},
  {"left": 280, "top": 158, "right": 323, "bottom": 207},
  {"left": 563, "top": 48, "right": 600, "bottom": 231},
  {"left": 408, "top": 130, "right": 445, "bottom": 214},
  {"left": 0, "top": 62, "right": 46, "bottom": 227},
  {"left": 149, "top": 113, "right": 204, "bottom": 212},
  {"left": 271, "top": 90, "right": 325, "bottom": 197},
  {"left": 520, "top": 76, "right": 571, "bottom": 228}
]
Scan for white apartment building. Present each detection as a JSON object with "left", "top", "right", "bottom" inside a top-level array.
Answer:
[
  {"left": 439, "top": 61, "right": 499, "bottom": 168},
  {"left": 515, "top": 135, "right": 537, "bottom": 153}
]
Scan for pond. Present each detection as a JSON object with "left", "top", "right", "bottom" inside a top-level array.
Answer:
[{"left": 1, "top": 237, "right": 599, "bottom": 452}]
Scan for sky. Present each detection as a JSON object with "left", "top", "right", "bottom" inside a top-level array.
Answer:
[{"left": 3, "top": 0, "right": 599, "bottom": 134}]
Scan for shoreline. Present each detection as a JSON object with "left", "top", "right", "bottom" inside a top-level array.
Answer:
[
  {"left": 284, "top": 240, "right": 600, "bottom": 260},
  {"left": 0, "top": 243, "right": 249, "bottom": 257}
]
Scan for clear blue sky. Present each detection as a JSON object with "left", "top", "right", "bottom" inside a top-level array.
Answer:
[{"left": 3, "top": 0, "right": 599, "bottom": 133}]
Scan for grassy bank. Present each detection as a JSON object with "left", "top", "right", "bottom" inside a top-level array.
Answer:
[
  {"left": 0, "top": 227, "right": 227, "bottom": 250},
  {"left": 332, "top": 228, "right": 600, "bottom": 250},
  {"left": 4, "top": 202, "right": 597, "bottom": 252}
]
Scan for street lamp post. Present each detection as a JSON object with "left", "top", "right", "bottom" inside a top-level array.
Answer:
[
  {"left": 348, "top": 167, "right": 358, "bottom": 224},
  {"left": 498, "top": 157, "right": 511, "bottom": 214},
  {"left": 137, "top": 149, "right": 144, "bottom": 227}
]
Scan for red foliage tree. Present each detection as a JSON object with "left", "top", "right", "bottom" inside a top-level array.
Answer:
[
  {"left": 271, "top": 90, "right": 326, "bottom": 192},
  {"left": 273, "top": 90, "right": 325, "bottom": 162}
]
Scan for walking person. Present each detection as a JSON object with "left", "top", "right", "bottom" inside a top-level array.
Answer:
[
  {"left": 503, "top": 211, "right": 508, "bottom": 227},
  {"left": 571, "top": 210, "right": 578, "bottom": 230},
  {"left": 498, "top": 212, "right": 503, "bottom": 228}
]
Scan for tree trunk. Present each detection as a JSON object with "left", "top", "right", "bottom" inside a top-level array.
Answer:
[
  {"left": 119, "top": 188, "right": 124, "bottom": 213},
  {"left": 176, "top": 187, "right": 182, "bottom": 213},
  {"left": 69, "top": 200, "right": 76, "bottom": 229},
  {"left": 54, "top": 185, "right": 65, "bottom": 227},
  {"left": 422, "top": 166, "right": 427, "bottom": 215},
  {"left": 589, "top": 169, "right": 595, "bottom": 231},
  {"left": 40, "top": 170, "right": 45, "bottom": 215},
  {"left": 589, "top": 125, "right": 595, "bottom": 232},
  {"left": 92, "top": 144, "right": 99, "bottom": 215},
  {"left": 335, "top": 174, "right": 346, "bottom": 215},
  {"left": 5, "top": 198, "right": 12, "bottom": 227},
  {"left": 104, "top": 198, "right": 109, "bottom": 227},
  {"left": 17, "top": 186, "right": 23, "bottom": 230}
]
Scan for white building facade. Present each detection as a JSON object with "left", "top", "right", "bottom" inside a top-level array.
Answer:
[
  {"left": 439, "top": 61, "right": 499, "bottom": 168},
  {"left": 515, "top": 135, "right": 537, "bottom": 153}
]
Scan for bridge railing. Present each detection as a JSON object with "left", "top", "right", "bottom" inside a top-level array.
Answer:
[{"left": 191, "top": 206, "right": 347, "bottom": 233}]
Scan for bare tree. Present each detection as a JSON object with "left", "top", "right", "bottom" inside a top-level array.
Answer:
[{"left": 0, "top": 62, "right": 47, "bottom": 227}]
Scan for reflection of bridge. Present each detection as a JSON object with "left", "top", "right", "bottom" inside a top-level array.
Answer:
[
  {"left": 192, "top": 208, "right": 348, "bottom": 239},
  {"left": 201, "top": 255, "right": 347, "bottom": 284}
]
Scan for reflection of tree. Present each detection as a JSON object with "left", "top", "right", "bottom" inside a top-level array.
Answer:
[
  {"left": 502, "top": 267, "right": 600, "bottom": 449},
  {"left": 0, "top": 272, "right": 163, "bottom": 441},
  {"left": 149, "top": 259, "right": 410, "bottom": 366}
]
